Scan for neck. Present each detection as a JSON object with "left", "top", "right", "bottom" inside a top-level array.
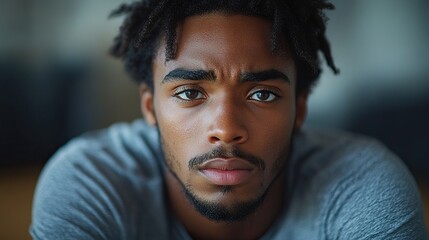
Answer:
[{"left": 165, "top": 170, "right": 286, "bottom": 240}]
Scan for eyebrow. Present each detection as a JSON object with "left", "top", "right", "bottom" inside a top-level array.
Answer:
[
  {"left": 239, "top": 69, "right": 290, "bottom": 83},
  {"left": 162, "top": 68, "right": 289, "bottom": 84},
  {"left": 162, "top": 68, "right": 216, "bottom": 84}
]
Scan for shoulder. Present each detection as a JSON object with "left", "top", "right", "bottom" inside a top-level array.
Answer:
[
  {"left": 291, "top": 128, "right": 418, "bottom": 183},
  {"left": 30, "top": 120, "right": 169, "bottom": 239},
  {"left": 286, "top": 128, "right": 428, "bottom": 239},
  {"left": 36, "top": 120, "right": 163, "bottom": 193}
]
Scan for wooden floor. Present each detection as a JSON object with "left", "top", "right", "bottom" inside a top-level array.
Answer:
[
  {"left": 418, "top": 178, "right": 429, "bottom": 229},
  {"left": 0, "top": 165, "right": 428, "bottom": 239},
  {"left": 0, "top": 165, "right": 42, "bottom": 240}
]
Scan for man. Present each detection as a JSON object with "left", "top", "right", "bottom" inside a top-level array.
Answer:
[{"left": 31, "top": 0, "right": 428, "bottom": 239}]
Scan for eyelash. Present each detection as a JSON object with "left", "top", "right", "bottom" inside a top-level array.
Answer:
[
  {"left": 172, "top": 86, "right": 281, "bottom": 103},
  {"left": 173, "top": 86, "right": 206, "bottom": 102},
  {"left": 248, "top": 88, "right": 281, "bottom": 103}
]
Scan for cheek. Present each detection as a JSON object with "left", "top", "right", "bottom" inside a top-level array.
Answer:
[
  {"left": 155, "top": 97, "right": 204, "bottom": 172},
  {"left": 252, "top": 104, "right": 296, "bottom": 164}
]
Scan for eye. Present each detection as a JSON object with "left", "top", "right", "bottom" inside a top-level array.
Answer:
[
  {"left": 175, "top": 89, "right": 205, "bottom": 101},
  {"left": 248, "top": 90, "right": 278, "bottom": 102}
]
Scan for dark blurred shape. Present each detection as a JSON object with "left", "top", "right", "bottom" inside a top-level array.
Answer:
[
  {"left": 0, "top": 58, "right": 89, "bottom": 166},
  {"left": 346, "top": 77, "right": 429, "bottom": 176}
]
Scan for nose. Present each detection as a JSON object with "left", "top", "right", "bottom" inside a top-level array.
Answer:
[{"left": 207, "top": 99, "right": 249, "bottom": 145}]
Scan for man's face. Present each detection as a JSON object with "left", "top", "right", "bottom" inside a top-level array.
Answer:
[{"left": 142, "top": 13, "right": 306, "bottom": 221}]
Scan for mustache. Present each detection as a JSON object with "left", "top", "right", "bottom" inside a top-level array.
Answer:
[{"left": 188, "top": 146, "right": 266, "bottom": 171}]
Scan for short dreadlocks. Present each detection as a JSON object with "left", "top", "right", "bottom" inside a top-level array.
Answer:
[{"left": 109, "top": 0, "right": 339, "bottom": 94}]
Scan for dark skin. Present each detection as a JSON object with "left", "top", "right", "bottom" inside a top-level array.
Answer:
[{"left": 141, "top": 13, "right": 308, "bottom": 239}]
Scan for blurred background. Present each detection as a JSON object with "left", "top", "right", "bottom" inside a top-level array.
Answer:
[{"left": 0, "top": 0, "right": 428, "bottom": 239}]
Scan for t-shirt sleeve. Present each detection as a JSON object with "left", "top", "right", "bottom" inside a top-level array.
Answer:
[
  {"left": 30, "top": 121, "right": 165, "bottom": 240},
  {"left": 30, "top": 144, "right": 125, "bottom": 240},
  {"left": 322, "top": 141, "right": 428, "bottom": 239}
]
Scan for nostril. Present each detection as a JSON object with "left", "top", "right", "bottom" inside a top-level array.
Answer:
[
  {"left": 233, "top": 136, "right": 243, "bottom": 142},
  {"left": 208, "top": 132, "right": 247, "bottom": 144},
  {"left": 209, "top": 136, "right": 221, "bottom": 143}
]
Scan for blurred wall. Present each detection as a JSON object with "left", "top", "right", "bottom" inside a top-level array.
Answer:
[
  {"left": 0, "top": 0, "right": 428, "bottom": 172},
  {"left": 1, "top": 0, "right": 140, "bottom": 165},
  {"left": 307, "top": 0, "right": 429, "bottom": 173}
]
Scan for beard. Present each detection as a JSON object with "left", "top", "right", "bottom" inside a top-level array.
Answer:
[
  {"left": 181, "top": 180, "right": 268, "bottom": 222},
  {"left": 157, "top": 130, "right": 293, "bottom": 222}
]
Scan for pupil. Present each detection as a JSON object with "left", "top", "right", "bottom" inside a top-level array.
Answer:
[
  {"left": 186, "top": 90, "right": 197, "bottom": 99},
  {"left": 257, "top": 91, "right": 269, "bottom": 100}
]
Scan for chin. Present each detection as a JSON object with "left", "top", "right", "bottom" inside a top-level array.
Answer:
[{"left": 184, "top": 182, "right": 270, "bottom": 222}]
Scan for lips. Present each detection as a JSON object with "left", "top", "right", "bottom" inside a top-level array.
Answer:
[{"left": 198, "top": 158, "right": 255, "bottom": 185}]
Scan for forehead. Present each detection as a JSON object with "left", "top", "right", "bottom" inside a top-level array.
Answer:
[
  {"left": 178, "top": 13, "right": 272, "bottom": 53},
  {"left": 154, "top": 13, "right": 295, "bottom": 79}
]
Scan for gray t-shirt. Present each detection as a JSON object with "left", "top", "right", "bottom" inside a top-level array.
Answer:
[{"left": 30, "top": 120, "right": 428, "bottom": 239}]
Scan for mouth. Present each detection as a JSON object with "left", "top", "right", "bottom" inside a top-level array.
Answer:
[{"left": 198, "top": 158, "right": 256, "bottom": 186}]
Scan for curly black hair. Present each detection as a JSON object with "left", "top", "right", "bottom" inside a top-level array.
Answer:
[{"left": 109, "top": 0, "right": 339, "bottom": 94}]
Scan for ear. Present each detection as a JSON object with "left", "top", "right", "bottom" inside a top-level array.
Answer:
[
  {"left": 294, "top": 90, "right": 309, "bottom": 130},
  {"left": 140, "top": 84, "right": 157, "bottom": 126}
]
